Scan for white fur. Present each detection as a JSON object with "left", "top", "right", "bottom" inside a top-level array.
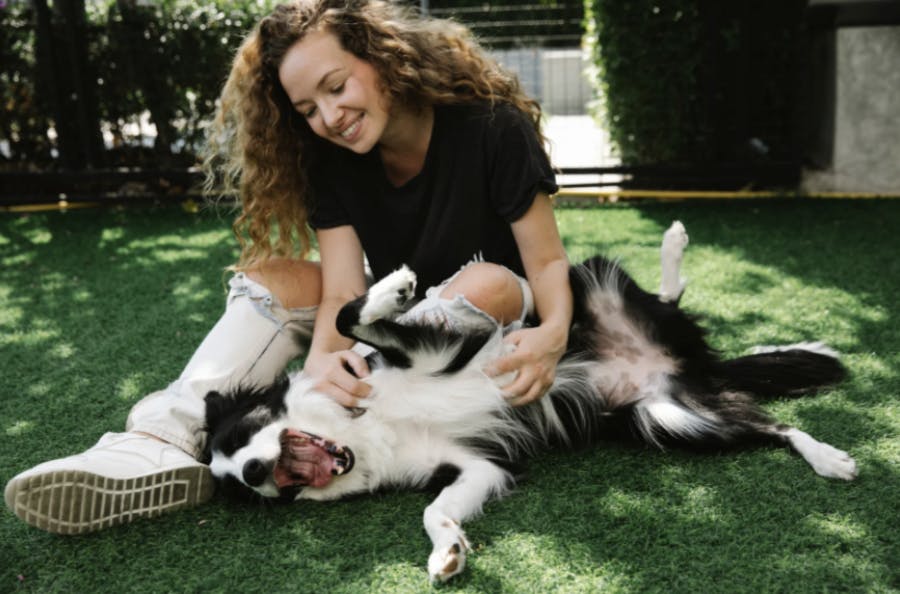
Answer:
[
  {"left": 359, "top": 265, "right": 416, "bottom": 325},
  {"left": 782, "top": 428, "right": 858, "bottom": 480},
  {"left": 635, "top": 391, "right": 718, "bottom": 447},
  {"left": 251, "top": 361, "right": 518, "bottom": 583},
  {"left": 209, "top": 222, "right": 858, "bottom": 583},
  {"left": 659, "top": 220, "right": 689, "bottom": 303},
  {"left": 750, "top": 341, "right": 841, "bottom": 359},
  {"left": 209, "top": 420, "right": 286, "bottom": 498},
  {"left": 424, "top": 457, "right": 507, "bottom": 582}
]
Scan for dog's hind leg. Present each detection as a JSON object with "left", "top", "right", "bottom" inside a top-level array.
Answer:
[
  {"left": 780, "top": 427, "right": 857, "bottom": 480},
  {"left": 423, "top": 456, "right": 511, "bottom": 583},
  {"left": 659, "top": 221, "right": 689, "bottom": 304},
  {"left": 643, "top": 385, "right": 858, "bottom": 480}
]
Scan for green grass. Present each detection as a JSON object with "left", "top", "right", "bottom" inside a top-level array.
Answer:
[{"left": 1, "top": 200, "right": 898, "bottom": 593}]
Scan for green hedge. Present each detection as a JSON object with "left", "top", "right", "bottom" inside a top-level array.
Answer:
[
  {"left": 1, "top": 0, "right": 584, "bottom": 170},
  {"left": 0, "top": 2, "right": 53, "bottom": 165},
  {"left": 584, "top": 0, "right": 807, "bottom": 165},
  {"left": 2, "top": 0, "right": 806, "bottom": 171},
  {"left": 0, "top": 0, "right": 275, "bottom": 168}
]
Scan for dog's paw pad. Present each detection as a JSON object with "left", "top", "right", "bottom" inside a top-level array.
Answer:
[
  {"left": 360, "top": 266, "right": 417, "bottom": 324},
  {"left": 428, "top": 538, "right": 469, "bottom": 583}
]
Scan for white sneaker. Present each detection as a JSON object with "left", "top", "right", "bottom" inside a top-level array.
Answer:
[{"left": 4, "top": 432, "right": 213, "bottom": 534}]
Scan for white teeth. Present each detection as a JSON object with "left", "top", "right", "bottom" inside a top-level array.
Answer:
[{"left": 340, "top": 119, "right": 361, "bottom": 139}]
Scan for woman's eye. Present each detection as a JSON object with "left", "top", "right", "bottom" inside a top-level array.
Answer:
[
  {"left": 331, "top": 82, "right": 345, "bottom": 94},
  {"left": 302, "top": 106, "right": 317, "bottom": 118}
]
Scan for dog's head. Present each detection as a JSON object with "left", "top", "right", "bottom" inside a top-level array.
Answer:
[{"left": 204, "top": 377, "right": 355, "bottom": 502}]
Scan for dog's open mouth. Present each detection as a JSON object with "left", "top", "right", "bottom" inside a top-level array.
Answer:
[{"left": 273, "top": 429, "right": 355, "bottom": 489}]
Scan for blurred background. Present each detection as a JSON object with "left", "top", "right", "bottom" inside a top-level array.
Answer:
[{"left": 1, "top": 0, "right": 898, "bottom": 205}]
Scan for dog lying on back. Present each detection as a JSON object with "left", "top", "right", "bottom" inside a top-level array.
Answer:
[{"left": 204, "top": 222, "right": 856, "bottom": 582}]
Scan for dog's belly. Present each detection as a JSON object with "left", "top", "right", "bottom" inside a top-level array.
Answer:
[
  {"left": 587, "top": 357, "right": 675, "bottom": 408},
  {"left": 585, "top": 290, "right": 677, "bottom": 408}
]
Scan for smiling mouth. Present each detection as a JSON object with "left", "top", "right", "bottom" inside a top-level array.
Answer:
[
  {"left": 273, "top": 429, "right": 354, "bottom": 490},
  {"left": 339, "top": 115, "right": 363, "bottom": 140}
]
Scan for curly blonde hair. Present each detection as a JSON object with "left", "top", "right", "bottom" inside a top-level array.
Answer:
[{"left": 204, "top": 0, "right": 546, "bottom": 267}]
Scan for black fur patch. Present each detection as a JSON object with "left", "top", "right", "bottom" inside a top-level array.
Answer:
[
  {"left": 716, "top": 350, "right": 847, "bottom": 397},
  {"left": 207, "top": 250, "right": 852, "bottom": 508},
  {"left": 424, "top": 463, "right": 462, "bottom": 493},
  {"left": 204, "top": 377, "right": 290, "bottom": 458}
]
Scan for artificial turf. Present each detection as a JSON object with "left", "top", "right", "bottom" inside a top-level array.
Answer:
[{"left": 1, "top": 199, "right": 898, "bottom": 593}]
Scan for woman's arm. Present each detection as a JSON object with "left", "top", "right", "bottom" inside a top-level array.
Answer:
[
  {"left": 303, "top": 225, "right": 372, "bottom": 406},
  {"left": 488, "top": 192, "right": 572, "bottom": 406}
]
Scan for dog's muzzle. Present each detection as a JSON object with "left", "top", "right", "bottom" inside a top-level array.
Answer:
[{"left": 273, "top": 428, "right": 355, "bottom": 490}]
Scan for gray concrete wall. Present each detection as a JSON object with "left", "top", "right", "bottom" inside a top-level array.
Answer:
[{"left": 804, "top": 26, "right": 900, "bottom": 193}]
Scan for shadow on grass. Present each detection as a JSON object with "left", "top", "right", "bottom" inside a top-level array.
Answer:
[
  {"left": 553, "top": 199, "right": 899, "bottom": 592},
  {"left": 643, "top": 200, "right": 895, "bottom": 325},
  {"left": 0, "top": 207, "right": 238, "bottom": 450},
  {"left": 495, "top": 450, "right": 889, "bottom": 592},
  {"left": 1, "top": 201, "right": 898, "bottom": 592}
]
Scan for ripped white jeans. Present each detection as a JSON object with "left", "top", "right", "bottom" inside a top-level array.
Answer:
[{"left": 126, "top": 263, "right": 534, "bottom": 459}]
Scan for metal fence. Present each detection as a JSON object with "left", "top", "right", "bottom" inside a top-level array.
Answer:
[
  {"left": 429, "top": 2, "right": 583, "bottom": 47},
  {"left": 429, "top": 1, "right": 591, "bottom": 117}
]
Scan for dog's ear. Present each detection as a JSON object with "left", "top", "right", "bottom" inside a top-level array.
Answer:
[
  {"left": 266, "top": 375, "right": 291, "bottom": 410},
  {"left": 204, "top": 390, "right": 233, "bottom": 434}
]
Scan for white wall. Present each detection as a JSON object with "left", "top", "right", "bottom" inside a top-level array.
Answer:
[{"left": 490, "top": 48, "right": 593, "bottom": 115}]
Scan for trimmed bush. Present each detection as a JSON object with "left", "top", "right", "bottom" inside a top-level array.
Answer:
[
  {"left": 0, "top": 2, "right": 54, "bottom": 165},
  {"left": 1, "top": 0, "right": 588, "bottom": 170},
  {"left": 584, "top": 0, "right": 807, "bottom": 166},
  {"left": 0, "top": 0, "right": 275, "bottom": 169}
]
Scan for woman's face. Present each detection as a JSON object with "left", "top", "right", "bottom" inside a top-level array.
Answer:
[{"left": 278, "top": 30, "right": 391, "bottom": 154}]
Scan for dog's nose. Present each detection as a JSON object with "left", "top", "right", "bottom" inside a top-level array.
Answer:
[{"left": 242, "top": 459, "right": 270, "bottom": 487}]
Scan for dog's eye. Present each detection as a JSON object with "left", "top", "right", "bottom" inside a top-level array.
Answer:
[{"left": 346, "top": 407, "right": 367, "bottom": 418}]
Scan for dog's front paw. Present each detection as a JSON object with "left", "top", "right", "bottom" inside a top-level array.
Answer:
[
  {"left": 428, "top": 532, "right": 470, "bottom": 583},
  {"left": 360, "top": 266, "right": 417, "bottom": 324}
]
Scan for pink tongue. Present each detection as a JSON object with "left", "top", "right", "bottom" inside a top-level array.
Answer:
[{"left": 275, "top": 432, "right": 335, "bottom": 489}]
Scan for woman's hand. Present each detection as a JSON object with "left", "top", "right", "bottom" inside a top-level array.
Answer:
[
  {"left": 303, "top": 349, "right": 371, "bottom": 408},
  {"left": 485, "top": 324, "right": 567, "bottom": 407}
]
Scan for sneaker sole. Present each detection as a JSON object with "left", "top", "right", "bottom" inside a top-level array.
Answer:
[{"left": 5, "top": 465, "right": 214, "bottom": 534}]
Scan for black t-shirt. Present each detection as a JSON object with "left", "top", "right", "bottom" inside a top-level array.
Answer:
[{"left": 308, "top": 102, "right": 558, "bottom": 295}]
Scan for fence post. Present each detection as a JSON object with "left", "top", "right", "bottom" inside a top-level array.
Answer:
[{"left": 32, "top": 0, "right": 105, "bottom": 170}]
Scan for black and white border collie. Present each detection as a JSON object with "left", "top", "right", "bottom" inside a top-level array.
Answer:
[{"left": 204, "top": 222, "right": 856, "bottom": 583}]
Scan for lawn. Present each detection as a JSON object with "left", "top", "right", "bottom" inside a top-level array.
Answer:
[{"left": 1, "top": 200, "right": 898, "bottom": 593}]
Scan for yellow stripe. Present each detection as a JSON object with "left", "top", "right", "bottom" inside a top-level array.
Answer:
[
  {"left": 1, "top": 201, "right": 102, "bottom": 213},
  {"left": 555, "top": 189, "right": 900, "bottom": 200},
  {"left": 3, "top": 189, "right": 897, "bottom": 214}
]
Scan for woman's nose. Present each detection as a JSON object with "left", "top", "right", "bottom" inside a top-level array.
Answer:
[{"left": 320, "top": 99, "right": 344, "bottom": 130}]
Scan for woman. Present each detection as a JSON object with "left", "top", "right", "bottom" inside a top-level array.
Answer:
[{"left": 5, "top": 0, "right": 572, "bottom": 533}]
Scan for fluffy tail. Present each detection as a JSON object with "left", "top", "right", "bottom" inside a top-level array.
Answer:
[{"left": 716, "top": 343, "right": 846, "bottom": 397}]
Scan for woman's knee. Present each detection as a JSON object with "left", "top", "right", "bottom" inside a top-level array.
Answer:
[
  {"left": 439, "top": 262, "right": 524, "bottom": 324},
  {"left": 244, "top": 258, "right": 322, "bottom": 309}
]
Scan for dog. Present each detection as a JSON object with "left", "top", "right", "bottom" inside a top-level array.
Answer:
[{"left": 203, "top": 222, "right": 857, "bottom": 582}]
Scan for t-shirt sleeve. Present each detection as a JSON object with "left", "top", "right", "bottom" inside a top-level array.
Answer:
[
  {"left": 486, "top": 104, "right": 559, "bottom": 223},
  {"left": 307, "top": 168, "right": 351, "bottom": 230}
]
